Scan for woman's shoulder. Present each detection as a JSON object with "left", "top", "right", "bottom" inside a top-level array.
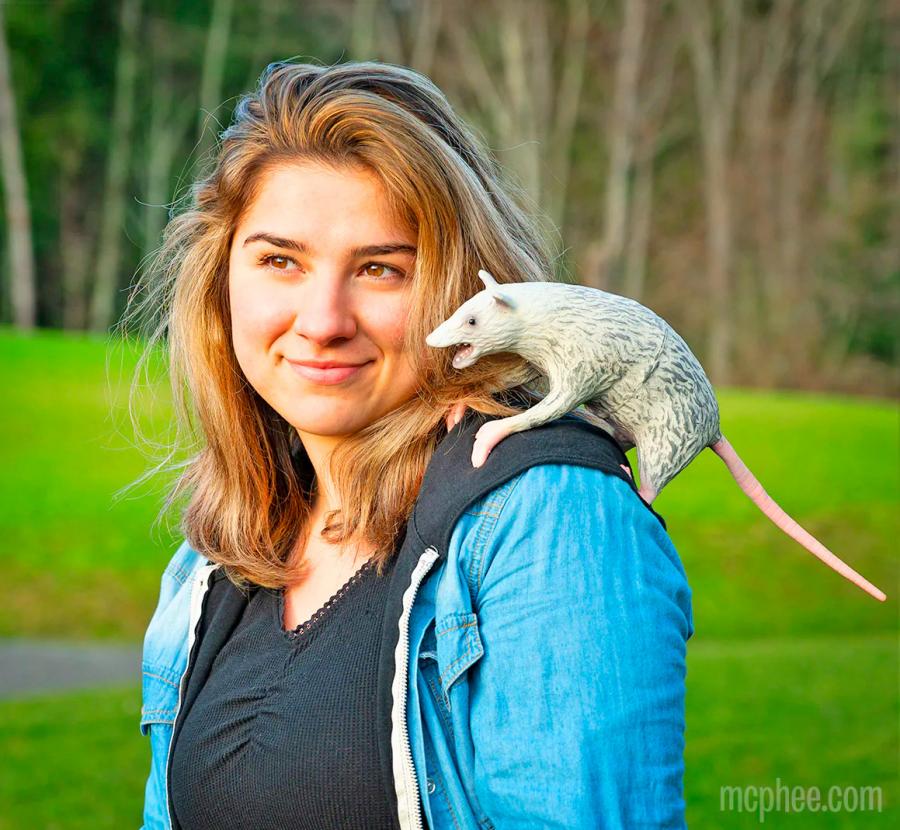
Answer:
[
  {"left": 143, "top": 539, "right": 212, "bottom": 658},
  {"left": 448, "top": 461, "right": 692, "bottom": 635},
  {"left": 455, "top": 460, "right": 665, "bottom": 545},
  {"left": 442, "top": 464, "right": 693, "bottom": 829},
  {"left": 160, "top": 537, "right": 209, "bottom": 586}
]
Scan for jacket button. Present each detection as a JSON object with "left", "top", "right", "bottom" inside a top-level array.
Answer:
[{"left": 426, "top": 777, "right": 436, "bottom": 795}]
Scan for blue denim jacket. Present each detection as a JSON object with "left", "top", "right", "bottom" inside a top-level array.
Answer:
[{"left": 140, "top": 413, "right": 694, "bottom": 829}]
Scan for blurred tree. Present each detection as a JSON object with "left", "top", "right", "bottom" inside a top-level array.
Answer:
[
  {"left": 194, "top": 0, "right": 235, "bottom": 163},
  {"left": 443, "top": 0, "right": 591, "bottom": 271},
  {"left": 0, "top": 1, "right": 35, "bottom": 329},
  {"left": 89, "top": 0, "right": 142, "bottom": 332},
  {"left": 676, "top": 0, "right": 743, "bottom": 386},
  {"left": 588, "top": 0, "right": 647, "bottom": 292},
  {"left": 139, "top": 14, "right": 197, "bottom": 258},
  {"left": 0, "top": 0, "right": 895, "bottom": 394}
]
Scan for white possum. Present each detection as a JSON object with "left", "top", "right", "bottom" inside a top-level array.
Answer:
[{"left": 425, "top": 269, "right": 887, "bottom": 603}]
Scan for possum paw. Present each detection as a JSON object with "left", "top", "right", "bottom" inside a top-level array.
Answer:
[{"left": 471, "top": 420, "right": 511, "bottom": 468}]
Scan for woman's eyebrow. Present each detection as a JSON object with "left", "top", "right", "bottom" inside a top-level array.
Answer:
[{"left": 242, "top": 231, "right": 416, "bottom": 258}]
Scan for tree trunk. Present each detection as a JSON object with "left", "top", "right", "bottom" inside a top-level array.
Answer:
[
  {"left": 542, "top": 0, "right": 590, "bottom": 251},
  {"left": 741, "top": 0, "right": 793, "bottom": 384},
  {"left": 89, "top": 0, "right": 142, "bottom": 332},
  {"left": 350, "top": 0, "right": 379, "bottom": 59},
  {"left": 142, "top": 18, "right": 196, "bottom": 256},
  {"left": 777, "top": 0, "right": 863, "bottom": 371},
  {"left": 702, "top": 115, "right": 734, "bottom": 384},
  {"left": 444, "top": 0, "right": 588, "bottom": 275},
  {"left": 589, "top": 0, "right": 647, "bottom": 291},
  {"left": 622, "top": 3, "right": 679, "bottom": 303},
  {"left": 623, "top": 145, "right": 653, "bottom": 302},
  {"left": 678, "top": 0, "right": 742, "bottom": 385},
  {"left": 59, "top": 143, "right": 93, "bottom": 329},
  {"left": 0, "top": 4, "right": 36, "bottom": 329},
  {"left": 195, "top": 0, "right": 234, "bottom": 159}
]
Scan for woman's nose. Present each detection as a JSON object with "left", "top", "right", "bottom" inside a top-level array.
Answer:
[{"left": 291, "top": 276, "right": 358, "bottom": 344}]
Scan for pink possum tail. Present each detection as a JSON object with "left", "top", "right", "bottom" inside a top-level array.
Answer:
[{"left": 710, "top": 436, "right": 887, "bottom": 603}]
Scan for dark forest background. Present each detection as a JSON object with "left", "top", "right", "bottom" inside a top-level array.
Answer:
[
  {"left": 1, "top": 0, "right": 897, "bottom": 394},
  {"left": 0, "top": 4, "right": 897, "bottom": 827}
]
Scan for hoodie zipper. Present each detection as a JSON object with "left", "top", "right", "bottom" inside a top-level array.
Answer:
[
  {"left": 164, "top": 562, "right": 219, "bottom": 829},
  {"left": 393, "top": 545, "right": 440, "bottom": 830}
]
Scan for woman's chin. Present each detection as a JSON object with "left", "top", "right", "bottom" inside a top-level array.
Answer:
[{"left": 291, "top": 413, "right": 369, "bottom": 438}]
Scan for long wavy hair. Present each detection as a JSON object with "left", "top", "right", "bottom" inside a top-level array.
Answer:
[{"left": 119, "top": 59, "right": 576, "bottom": 590}]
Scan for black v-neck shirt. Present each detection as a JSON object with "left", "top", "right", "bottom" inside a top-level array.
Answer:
[{"left": 169, "top": 554, "right": 400, "bottom": 830}]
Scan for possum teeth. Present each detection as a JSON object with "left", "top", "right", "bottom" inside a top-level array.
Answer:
[{"left": 452, "top": 343, "right": 474, "bottom": 368}]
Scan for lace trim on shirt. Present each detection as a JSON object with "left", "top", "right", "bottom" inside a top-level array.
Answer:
[{"left": 279, "top": 557, "right": 376, "bottom": 641}]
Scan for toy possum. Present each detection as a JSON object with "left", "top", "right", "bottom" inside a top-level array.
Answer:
[{"left": 426, "top": 269, "right": 887, "bottom": 603}]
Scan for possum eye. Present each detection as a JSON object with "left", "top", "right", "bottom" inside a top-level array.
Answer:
[{"left": 467, "top": 317, "right": 477, "bottom": 326}]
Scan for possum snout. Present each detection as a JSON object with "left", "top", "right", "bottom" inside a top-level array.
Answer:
[
  {"left": 424, "top": 329, "right": 448, "bottom": 348},
  {"left": 425, "top": 320, "right": 480, "bottom": 369},
  {"left": 426, "top": 319, "right": 468, "bottom": 349}
]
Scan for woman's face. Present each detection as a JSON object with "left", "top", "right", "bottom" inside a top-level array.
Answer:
[{"left": 228, "top": 161, "right": 421, "bottom": 439}]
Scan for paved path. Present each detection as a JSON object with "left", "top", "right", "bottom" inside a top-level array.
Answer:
[{"left": 0, "top": 638, "right": 141, "bottom": 700}]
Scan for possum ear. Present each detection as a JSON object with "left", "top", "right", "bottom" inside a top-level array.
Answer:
[
  {"left": 478, "top": 269, "right": 516, "bottom": 310},
  {"left": 477, "top": 269, "right": 498, "bottom": 288},
  {"left": 489, "top": 290, "right": 516, "bottom": 311}
]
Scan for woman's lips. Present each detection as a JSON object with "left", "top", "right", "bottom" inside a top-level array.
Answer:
[{"left": 286, "top": 359, "right": 372, "bottom": 385}]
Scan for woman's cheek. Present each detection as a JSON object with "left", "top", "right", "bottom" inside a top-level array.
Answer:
[
  {"left": 371, "top": 294, "right": 413, "bottom": 351},
  {"left": 231, "top": 279, "right": 293, "bottom": 349}
]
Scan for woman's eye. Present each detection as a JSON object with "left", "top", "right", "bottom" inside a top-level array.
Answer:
[
  {"left": 362, "top": 262, "right": 404, "bottom": 280},
  {"left": 256, "top": 254, "right": 404, "bottom": 281},
  {"left": 259, "top": 254, "right": 298, "bottom": 270}
]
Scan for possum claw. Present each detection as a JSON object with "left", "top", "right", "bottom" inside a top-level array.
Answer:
[{"left": 445, "top": 402, "right": 468, "bottom": 432}]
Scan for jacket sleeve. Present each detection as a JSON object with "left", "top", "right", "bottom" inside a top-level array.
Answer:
[
  {"left": 139, "top": 539, "right": 206, "bottom": 829},
  {"left": 467, "top": 463, "right": 694, "bottom": 829}
]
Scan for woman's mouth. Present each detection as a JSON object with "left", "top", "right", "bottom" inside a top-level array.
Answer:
[{"left": 286, "top": 360, "right": 372, "bottom": 385}]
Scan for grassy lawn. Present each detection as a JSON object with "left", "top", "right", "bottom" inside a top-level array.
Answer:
[
  {"left": 1, "top": 327, "right": 180, "bottom": 641},
  {"left": 1, "top": 637, "right": 895, "bottom": 828},
  {"left": 1, "top": 326, "right": 897, "bottom": 826},
  {"left": 0, "top": 686, "right": 148, "bottom": 830},
  {"left": 686, "top": 634, "right": 897, "bottom": 827}
]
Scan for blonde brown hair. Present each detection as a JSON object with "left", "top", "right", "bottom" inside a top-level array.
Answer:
[{"left": 120, "top": 59, "right": 570, "bottom": 590}]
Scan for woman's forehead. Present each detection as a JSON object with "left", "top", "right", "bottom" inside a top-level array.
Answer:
[{"left": 236, "top": 163, "right": 417, "bottom": 251}]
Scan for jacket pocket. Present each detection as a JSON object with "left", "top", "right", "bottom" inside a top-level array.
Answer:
[
  {"left": 435, "top": 611, "right": 484, "bottom": 710},
  {"left": 140, "top": 662, "right": 181, "bottom": 736}
]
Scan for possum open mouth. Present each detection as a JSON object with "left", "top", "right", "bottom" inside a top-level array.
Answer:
[{"left": 452, "top": 343, "right": 475, "bottom": 369}]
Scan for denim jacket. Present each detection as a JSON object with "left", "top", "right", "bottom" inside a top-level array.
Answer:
[{"left": 140, "top": 411, "right": 694, "bottom": 829}]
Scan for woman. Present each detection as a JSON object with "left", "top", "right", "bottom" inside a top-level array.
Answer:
[{"left": 132, "top": 60, "right": 694, "bottom": 829}]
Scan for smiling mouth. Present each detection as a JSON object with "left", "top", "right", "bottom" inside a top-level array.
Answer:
[
  {"left": 452, "top": 343, "right": 474, "bottom": 368},
  {"left": 286, "top": 360, "right": 372, "bottom": 385}
]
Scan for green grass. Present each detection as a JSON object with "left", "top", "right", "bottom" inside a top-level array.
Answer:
[
  {"left": 685, "top": 634, "right": 898, "bottom": 828},
  {"left": 0, "top": 686, "right": 148, "bottom": 830},
  {"left": 0, "top": 637, "right": 894, "bottom": 828},
  {"left": 0, "top": 326, "right": 897, "bottom": 827},
  {"left": 2, "top": 325, "right": 896, "bottom": 640},
  {"left": 1, "top": 326, "right": 181, "bottom": 640}
]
